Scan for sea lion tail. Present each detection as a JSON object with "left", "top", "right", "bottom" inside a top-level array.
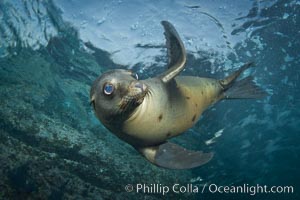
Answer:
[{"left": 219, "top": 62, "right": 267, "bottom": 99}]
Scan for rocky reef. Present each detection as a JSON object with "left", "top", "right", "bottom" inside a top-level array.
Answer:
[
  {"left": 0, "top": 2, "right": 205, "bottom": 199},
  {"left": 1, "top": 30, "right": 203, "bottom": 200}
]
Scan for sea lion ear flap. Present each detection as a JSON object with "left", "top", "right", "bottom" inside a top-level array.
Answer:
[
  {"left": 159, "top": 21, "right": 187, "bottom": 83},
  {"left": 138, "top": 142, "right": 213, "bottom": 169}
]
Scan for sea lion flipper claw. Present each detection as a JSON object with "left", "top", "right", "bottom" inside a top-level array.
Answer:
[
  {"left": 159, "top": 21, "right": 186, "bottom": 83},
  {"left": 138, "top": 142, "right": 213, "bottom": 169}
]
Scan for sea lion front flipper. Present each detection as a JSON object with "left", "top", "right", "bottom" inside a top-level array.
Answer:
[
  {"left": 159, "top": 21, "right": 187, "bottom": 83},
  {"left": 138, "top": 142, "right": 213, "bottom": 169}
]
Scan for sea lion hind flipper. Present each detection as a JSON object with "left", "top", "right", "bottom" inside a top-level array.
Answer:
[
  {"left": 220, "top": 62, "right": 267, "bottom": 99},
  {"left": 223, "top": 76, "right": 267, "bottom": 99},
  {"left": 220, "top": 62, "right": 254, "bottom": 87},
  {"left": 159, "top": 21, "right": 187, "bottom": 83},
  {"left": 138, "top": 142, "right": 213, "bottom": 169}
]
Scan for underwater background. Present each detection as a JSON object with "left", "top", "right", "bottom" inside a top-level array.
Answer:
[{"left": 0, "top": 0, "right": 299, "bottom": 199}]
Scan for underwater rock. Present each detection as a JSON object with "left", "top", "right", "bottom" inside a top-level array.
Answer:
[
  {"left": 0, "top": 33, "right": 200, "bottom": 198},
  {"left": 0, "top": 4, "right": 194, "bottom": 197}
]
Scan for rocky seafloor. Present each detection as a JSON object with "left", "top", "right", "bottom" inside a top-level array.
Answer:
[
  {"left": 0, "top": 1, "right": 214, "bottom": 199},
  {"left": 0, "top": 37, "right": 199, "bottom": 199}
]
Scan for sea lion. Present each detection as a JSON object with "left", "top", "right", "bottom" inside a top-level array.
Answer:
[{"left": 90, "top": 21, "right": 266, "bottom": 169}]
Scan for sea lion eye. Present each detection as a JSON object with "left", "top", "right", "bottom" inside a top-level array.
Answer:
[
  {"left": 103, "top": 83, "right": 114, "bottom": 95},
  {"left": 132, "top": 72, "right": 139, "bottom": 80}
]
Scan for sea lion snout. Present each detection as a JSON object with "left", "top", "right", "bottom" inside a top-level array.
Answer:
[
  {"left": 122, "top": 81, "right": 148, "bottom": 106},
  {"left": 129, "top": 81, "right": 148, "bottom": 93}
]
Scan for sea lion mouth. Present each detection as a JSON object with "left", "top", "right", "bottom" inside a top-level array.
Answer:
[{"left": 119, "top": 82, "right": 148, "bottom": 111}]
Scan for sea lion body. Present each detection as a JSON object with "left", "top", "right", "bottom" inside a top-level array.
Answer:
[
  {"left": 122, "top": 76, "right": 221, "bottom": 146},
  {"left": 90, "top": 21, "right": 266, "bottom": 169}
]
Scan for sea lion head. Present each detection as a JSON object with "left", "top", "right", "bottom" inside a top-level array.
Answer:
[{"left": 90, "top": 69, "right": 148, "bottom": 123}]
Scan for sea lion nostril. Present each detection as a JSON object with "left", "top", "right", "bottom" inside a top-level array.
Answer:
[{"left": 135, "top": 82, "right": 144, "bottom": 91}]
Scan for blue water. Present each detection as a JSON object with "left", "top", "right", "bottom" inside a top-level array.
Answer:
[{"left": 0, "top": 0, "right": 299, "bottom": 199}]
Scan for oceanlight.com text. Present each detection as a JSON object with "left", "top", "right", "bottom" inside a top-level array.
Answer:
[{"left": 124, "top": 183, "right": 294, "bottom": 196}]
